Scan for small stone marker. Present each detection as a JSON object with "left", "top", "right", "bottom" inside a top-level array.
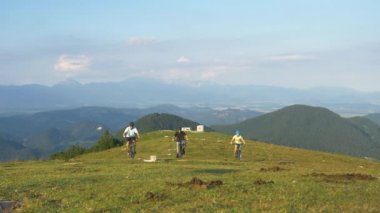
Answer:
[
  {"left": 143, "top": 155, "right": 157, "bottom": 162},
  {"left": 0, "top": 200, "right": 22, "bottom": 213}
]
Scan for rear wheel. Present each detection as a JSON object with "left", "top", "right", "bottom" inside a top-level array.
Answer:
[
  {"left": 128, "top": 141, "right": 136, "bottom": 159},
  {"left": 235, "top": 144, "right": 242, "bottom": 160},
  {"left": 181, "top": 141, "right": 186, "bottom": 156},
  {"left": 178, "top": 143, "right": 183, "bottom": 158},
  {"left": 236, "top": 150, "right": 241, "bottom": 160}
]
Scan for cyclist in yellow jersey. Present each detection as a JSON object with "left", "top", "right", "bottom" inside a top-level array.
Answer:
[{"left": 230, "top": 130, "right": 246, "bottom": 155}]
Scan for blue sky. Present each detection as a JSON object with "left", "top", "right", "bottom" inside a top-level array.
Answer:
[{"left": 1, "top": 0, "right": 380, "bottom": 91}]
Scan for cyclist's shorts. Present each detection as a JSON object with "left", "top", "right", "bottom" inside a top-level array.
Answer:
[{"left": 127, "top": 137, "right": 136, "bottom": 143}]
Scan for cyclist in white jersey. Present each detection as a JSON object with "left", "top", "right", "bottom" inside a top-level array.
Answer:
[{"left": 123, "top": 122, "right": 140, "bottom": 152}]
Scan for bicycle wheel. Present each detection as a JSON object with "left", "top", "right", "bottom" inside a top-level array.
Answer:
[
  {"left": 181, "top": 141, "right": 186, "bottom": 156},
  {"left": 235, "top": 145, "right": 242, "bottom": 160},
  {"left": 178, "top": 142, "right": 183, "bottom": 158},
  {"left": 129, "top": 142, "right": 135, "bottom": 159}
]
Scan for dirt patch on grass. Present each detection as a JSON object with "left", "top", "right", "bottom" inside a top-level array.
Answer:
[
  {"left": 193, "top": 169, "right": 239, "bottom": 175},
  {"left": 308, "top": 172, "right": 377, "bottom": 183},
  {"left": 260, "top": 166, "right": 287, "bottom": 172},
  {"left": 169, "top": 177, "right": 223, "bottom": 190},
  {"left": 277, "top": 161, "right": 294, "bottom": 165},
  {"left": 254, "top": 179, "right": 274, "bottom": 185},
  {"left": 145, "top": 192, "right": 167, "bottom": 201},
  {"left": 207, "top": 180, "right": 224, "bottom": 188}
]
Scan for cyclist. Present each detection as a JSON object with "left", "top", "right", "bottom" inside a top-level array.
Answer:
[
  {"left": 123, "top": 122, "right": 140, "bottom": 157},
  {"left": 173, "top": 127, "right": 188, "bottom": 158},
  {"left": 230, "top": 130, "right": 246, "bottom": 159}
]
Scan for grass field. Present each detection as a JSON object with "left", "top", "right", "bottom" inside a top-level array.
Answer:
[{"left": 1, "top": 131, "right": 380, "bottom": 212}]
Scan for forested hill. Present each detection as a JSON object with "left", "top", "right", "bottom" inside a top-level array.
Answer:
[
  {"left": 133, "top": 113, "right": 212, "bottom": 133},
  {"left": 0, "top": 136, "right": 37, "bottom": 161},
  {"left": 213, "top": 105, "right": 380, "bottom": 160}
]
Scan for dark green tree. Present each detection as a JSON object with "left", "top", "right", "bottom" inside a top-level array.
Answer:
[
  {"left": 87, "top": 130, "right": 122, "bottom": 152},
  {"left": 50, "top": 145, "right": 86, "bottom": 160}
]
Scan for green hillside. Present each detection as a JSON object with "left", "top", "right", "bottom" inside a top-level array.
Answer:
[
  {"left": 349, "top": 117, "right": 380, "bottom": 143},
  {"left": 1, "top": 131, "right": 379, "bottom": 212},
  {"left": 24, "top": 123, "right": 104, "bottom": 159},
  {"left": 213, "top": 105, "right": 380, "bottom": 160},
  {"left": 366, "top": 113, "right": 380, "bottom": 126},
  {"left": 0, "top": 107, "right": 125, "bottom": 161},
  {"left": 0, "top": 137, "right": 36, "bottom": 161}
]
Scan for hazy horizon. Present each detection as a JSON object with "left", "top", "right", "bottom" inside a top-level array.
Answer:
[{"left": 1, "top": 77, "right": 380, "bottom": 94}]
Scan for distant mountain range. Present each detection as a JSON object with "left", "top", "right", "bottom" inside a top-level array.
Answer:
[
  {"left": 213, "top": 105, "right": 380, "bottom": 160},
  {"left": 1, "top": 79, "right": 380, "bottom": 116}
]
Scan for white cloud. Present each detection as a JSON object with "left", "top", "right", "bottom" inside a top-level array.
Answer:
[
  {"left": 268, "top": 54, "right": 317, "bottom": 62},
  {"left": 177, "top": 56, "right": 190, "bottom": 64},
  {"left": 54, "top": 55, "right": 91, "bottom": 72},
  {"left": 162, "top": 69, "right": 192, "bottom": 82},
  {"left": 127, "top": 36, "right": 158, "bottom": 46},
  {"left": 200, "top": 70, "right": 218, "bottom": 80}
]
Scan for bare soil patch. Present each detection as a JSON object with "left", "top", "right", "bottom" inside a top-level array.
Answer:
[
  {"left": 169, "top": 177, "right": 223, "bottom": 190},
  {"left": 308, "top": 172, "right": 377, "bottom": 183},
  {"left": 277, "top": 161, "right": 295, "bottom": 165},
  {"left": 254, "top": 179, "right": 274, "bottom": 185},
  {"left": 260, "top": 166, "right": 287, "bottom": 172},
  {"left": 145, "top": 192, "right": 167, "bottom": 201}
]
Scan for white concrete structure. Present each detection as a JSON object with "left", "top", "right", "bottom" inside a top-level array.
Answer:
[
  {"left": 197, "top": 125, "right": 205, "bottom": 132},
  {"left": 181, "top": 127, "right": 191, "bottom": 131}
]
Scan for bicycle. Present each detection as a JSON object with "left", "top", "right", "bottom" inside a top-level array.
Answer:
[
  {"left": 177, "top": 140, "right": 186, "bottom": 158},
  {"left": 234, "top": 144, "right": 243, "bottom": 160}
]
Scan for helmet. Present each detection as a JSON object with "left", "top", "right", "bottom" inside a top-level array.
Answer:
[
  {"left": 235, "top": 130, "right": 240, "bottom": 135},
  {"left": 129, "top": 122, "right": 135, "bottom": 127}
]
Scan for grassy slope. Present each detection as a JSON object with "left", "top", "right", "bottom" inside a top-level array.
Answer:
[{"left": 1, "top": 131, "right": 380, "bottom": 212}]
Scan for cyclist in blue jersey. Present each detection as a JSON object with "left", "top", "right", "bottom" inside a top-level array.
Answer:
[{"left": 230, "top": 130, "right": 246, "bottom": 159}]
